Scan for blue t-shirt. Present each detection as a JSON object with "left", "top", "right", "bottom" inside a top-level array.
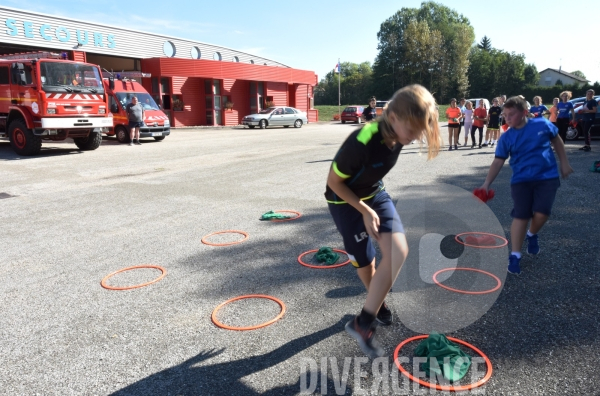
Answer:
[
  {"left": 581, "top": 99, "right": 598, "bottom": 121},
  {"left": 495, "top": 118, "right": 559, "bottom": 184},
  {"left": 529, "top": 105, "right": 548, "bottom": 118},
  {"left": 556, "top": 102, "right": 573, "bottom": 119}
]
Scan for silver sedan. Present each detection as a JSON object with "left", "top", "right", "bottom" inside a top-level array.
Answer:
[{"left": 242, "top": 107, "right": 308, "bottom": 129}]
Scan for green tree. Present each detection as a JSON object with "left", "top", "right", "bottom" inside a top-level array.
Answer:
[
  {"left": 571, "top": 70, "right": 586, "bottom": 79},
  {"left": 314, "top": 61, "right": 373, "bottom": 105},
  {"left": 372, "top": 1, "right": 474, "bottom": 103},
  {"left": 523, "top": 64, "right": 539, "bottom": 86},
  {"left": 467, "top": 47, "right": 527, "bottom": 98},
  {"left": 478, "top": 36, "right": 492, "bottom": 51}
]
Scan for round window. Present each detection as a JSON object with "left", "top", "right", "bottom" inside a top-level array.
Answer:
[
  {"left": 213, "top": 52, "right": 222, "bottom": 61},
  {"left": 163, "top": 41, "right": 176, "bottom": 57},
  {"left": 233, "top": 56, "right": 239, "bottom": 62},
  {"left": 191, "top": 46, "right": 201, "bottom": 59}
]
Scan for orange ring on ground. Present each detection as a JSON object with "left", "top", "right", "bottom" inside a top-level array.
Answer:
[
  {"left": 211, "top": 294, "right": 286, "bottom": 330},
  {"left": 297, "top": 249, "right": 350, "bottom": 269},
  {"left": 433, "top": 268, "right": 502, "bottom": 295},
  {"left": 264, "top": 210, "right": 302, "bottom": 222},
  {"left": 101, "top": 265, "right": 167, "bottom": 290},
  {"left": 393, "top": 335, "right": 493, "bottom": 392},
  {"left": 201, "top": 230, "right": 249, "bottom": 246},
  {"left": 455, "top": 232, "right": 508, "bottom": 249}
]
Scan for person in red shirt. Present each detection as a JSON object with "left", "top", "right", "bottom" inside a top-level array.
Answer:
[
  {"left": 445, "top": 98, "right": 462, "bottom": 151},
  {"left": 471, "top": 100, "right": 488, "bottom": 148}
]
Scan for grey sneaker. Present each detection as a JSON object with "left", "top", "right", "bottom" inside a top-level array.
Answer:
[
  {"left": 134, "top": 140, "right": 141, "bottom": 145},
  {"left": 345, "top": 317, "right": 384, "bottom": 358},
  {"left": 128, "top": 141, "right": 134, "bottom": 146}
]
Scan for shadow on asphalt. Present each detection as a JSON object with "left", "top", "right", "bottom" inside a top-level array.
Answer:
[
  {"left": 112, "top": 145, "right": 599, "bottom": 394},
  {"left": 111, "top": 315, "right": 353, "bottom": 396}
]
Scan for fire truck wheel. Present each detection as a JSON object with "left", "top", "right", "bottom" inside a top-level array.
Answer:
[
  {"left": 154, "top": 136, "right": 166, "bottom": 141},
  {"left": 74, "top": 131, "right": 102, "bottom": 151},
  {"left": 115, "top": 126, "right": 131, "bottom": 143},
  {"left": 9, "top": 120, "right": 41, "bottom": 156}
]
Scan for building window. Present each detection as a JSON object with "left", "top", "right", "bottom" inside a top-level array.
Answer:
[
  {"left": 213, "top": 52, "right": 222, "bottom": 61},
  {"left": 204, "top": 79, "right": 223, "bottom": 126},
  {"left": 233, "top": 56, "right": 239, "bottom": 62},
  {"left": 0, "top": 67, "right": 9, "bottom": 84},
  {"left": 250, "top": 60, "right": 254, "bottom": 64},
  {"left": 172, "top": 95, "right": 184, "bottom": 111},
  {"left": 163, "top": 41, "right": 176, "bottom": 57},
  {"left": 191, "top": 46, "right": 201, "bottom": 59},
  {"left": 151, "top": 77, "right": 159, "bottom": 93},
  {"left": 161, "top": 78, "right": 171, "bottom": 94}
]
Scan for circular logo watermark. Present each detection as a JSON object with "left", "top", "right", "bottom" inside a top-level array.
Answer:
[{"left": 391, "top": 183, "right": 508, "bottom": 334}]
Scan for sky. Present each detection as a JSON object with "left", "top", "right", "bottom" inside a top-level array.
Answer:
[{"left": 2, "top": 0, "right": 600, "bottom": 87}]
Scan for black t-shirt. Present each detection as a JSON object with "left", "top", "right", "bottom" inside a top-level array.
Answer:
[
  {"left": 488, "top": 106, "right": 502, "bottom": 125},
  {"left": 582, "top": 99, "right": 598, "bottom": 122},
  {"left": 325, "top": 122, "right": 402, "bottom": 203},
  {"left": 364, "top": 105, "right": 377, "bottom": 121}
]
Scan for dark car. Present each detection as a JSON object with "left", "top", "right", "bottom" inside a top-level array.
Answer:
[
  {"left": 566, "top": 95, "right": 600, "bottom": 140},
  {"left": 341, "top": 106, "right": 364, "bottom": 124}
]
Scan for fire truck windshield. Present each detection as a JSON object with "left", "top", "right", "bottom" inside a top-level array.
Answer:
[
  {"left": 116, "top": 92, "right": 160, "bottom": 111},
  {"left": 39, "top": 61, "right": 104, "bottom": 94}
]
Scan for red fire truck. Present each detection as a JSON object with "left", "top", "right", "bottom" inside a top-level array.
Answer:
[
  {"left": 0, "top": 53, "right": 112, "bottom": 156},
  {"left": 103, "top": 73, "right": 170, "bottom": 143}
]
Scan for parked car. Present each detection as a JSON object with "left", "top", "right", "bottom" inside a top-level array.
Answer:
[
  {"left": 242, "top": 106, "right": 307, "bottom": 129},
  {"left": 566, "top": 95, "right": 600, "bottom": 140},
  {"left": 466, "top": 98, "right": 490, "bottom": 110},
  {"left": 341, "top": 106, "right": 364, "bottom": 124},
  {"left": 375, "top": 100, "right": 389, "bottom": 116}
]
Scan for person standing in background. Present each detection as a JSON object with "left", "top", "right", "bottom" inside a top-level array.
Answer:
[
  {"left": 471, "top": 100, "right": 488, "bottom": 148},
  {"left": 579, "top": 89, "right": 598, "bottom": 152},
  {"left": 457, "top": 98, "right": 466, "bottom": 145},
  {"left": 548, "top": 97, "right": 559, "bottom": 127},
  {"left": 445, "top": 98, "right": 462, "bottom": 151},
  {"left": 462, "top": 101, "right": 474, "bottom": 147},
  {"left": 529, "top": 96, "right": 549, "bottom": 118},
  {"left": 126, "top": 96, "right": 145, "bottom": 146},
  {"left": 555, "top": 91, "right": 575, "bottom": 142},
  {"left": 364, "top": 97, "right": 377, "bottom": 122}
]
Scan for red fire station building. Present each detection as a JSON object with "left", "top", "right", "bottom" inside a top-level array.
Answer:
[{"left": 0, "top": 6, "right": 318, "bottom": 127}]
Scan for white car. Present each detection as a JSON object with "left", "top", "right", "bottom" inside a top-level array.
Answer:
[
  {"left": 466, "top": 98, "right": 490, "bottom": 110},
  {"left": 242, "top": 106, "right": 308, "bottom": 129}
]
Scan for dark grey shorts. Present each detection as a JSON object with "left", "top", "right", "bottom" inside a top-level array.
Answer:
[{"left": 510, "top": 178, "right": 560, "bottom": 219}]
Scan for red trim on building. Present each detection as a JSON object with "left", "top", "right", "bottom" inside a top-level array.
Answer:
[{"left": 139, "top": 58, "right": 317, "bottom": 127}]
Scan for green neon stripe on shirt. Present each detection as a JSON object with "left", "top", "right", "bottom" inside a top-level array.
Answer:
[
  {"left": 356, "top": 122, "right": 379, "bottom": 145},
  {"left": 332, "top": 161, "right": 351, "bottom": 179},
  {"left": 326, "top": 188, "right": 384, "bottom": 204}
]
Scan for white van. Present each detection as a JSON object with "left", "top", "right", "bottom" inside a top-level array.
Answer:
[{"left": 466, "top": 98, "right": 490, "bottom": 110}]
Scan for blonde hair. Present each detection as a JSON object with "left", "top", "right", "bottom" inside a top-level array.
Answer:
[
  {"left": 465, "top": 101, "right": 473, "bottom": 109},
  {"left": 560, "top": 91, "right": 572, "bottom": 100},
  {"left": 377, "top": 84, "right": 441, "bottom": 159},
  {"left": 533, "top": 95, "right": 542, "bottom": 104}
]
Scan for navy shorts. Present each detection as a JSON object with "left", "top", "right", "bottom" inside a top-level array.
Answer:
[
  {"left": 328, "top": 190, "right": 404, "bottom": 268},
  {"left": 129, "top": 121, "right": 144, "bottom": 128},
  {"left": 511, "top": 178, "right": 560, "bottom": 219}
]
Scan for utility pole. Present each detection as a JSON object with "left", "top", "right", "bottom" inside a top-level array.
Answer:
[{"left": 338, "top": 58, "right": 341, "bottom": 120}]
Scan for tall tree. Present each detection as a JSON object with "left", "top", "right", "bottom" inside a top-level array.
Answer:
[
  {"left": 571, "top": 70, "right": 586, "bottom": 79},
  {"left": 314, "top": 61, "right": 373, "bottom": 105},
  {"left": 478, "top": 36, "right": 492, "bottom": 51},
  {"left": 372, "top": 2, "right": 474, "bottom": 102},
  {"left": 523, "top": 64, "right": 540, "bottom": 86}
]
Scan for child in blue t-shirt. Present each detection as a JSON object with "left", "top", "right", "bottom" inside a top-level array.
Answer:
[
  {"left": 529, "top": 96, "right": 549, "bottom": 118},
  {"left": 479, "top": 96, "right": 573, "bottom": 275}
]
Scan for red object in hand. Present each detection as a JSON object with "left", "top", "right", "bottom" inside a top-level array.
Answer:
[{"left": 473, "top": 188, "right": 495, "bottom": 203}]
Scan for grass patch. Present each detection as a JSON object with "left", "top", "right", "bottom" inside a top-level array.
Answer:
[{"left": 315, "top": 105, "right": 350, "bottom": 122}]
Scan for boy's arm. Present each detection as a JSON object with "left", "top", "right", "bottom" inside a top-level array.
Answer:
[
  {"left": 551, "top": 136, "right": 574, "bottom": 178},
  {"left": 481, "top": 157, "right": 506, "bottom": 190}
]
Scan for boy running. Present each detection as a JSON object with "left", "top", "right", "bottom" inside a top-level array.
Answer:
[{"left": 479, "top": 96, "right": 573, "bottom": 275}]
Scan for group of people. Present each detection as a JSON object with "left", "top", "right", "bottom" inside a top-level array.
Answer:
[
  {"left": 445, "top": 89, "right": 598, "bottom": 152},
  {"left": 328, "top": 85, "right": 573, "bottom": 358}
]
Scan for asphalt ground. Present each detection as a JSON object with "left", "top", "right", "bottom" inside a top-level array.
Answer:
[{"left": 0, "top": 122, "right": 598, "bottom": 395}]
